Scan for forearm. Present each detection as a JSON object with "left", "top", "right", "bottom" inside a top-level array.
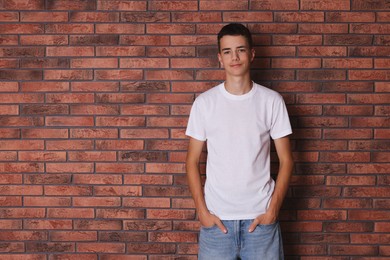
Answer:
[
  {"left": 186, "top": 161, "right": 209, "bottom": 215},
  {"left": 267, "top": 159, "right": 294, "bottom": 216}
]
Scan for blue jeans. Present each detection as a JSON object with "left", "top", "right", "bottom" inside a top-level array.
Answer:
[{"left": 198, "top": 220, "right": 284, "bottom": 260}]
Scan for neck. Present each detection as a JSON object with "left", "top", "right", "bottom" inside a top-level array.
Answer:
[{"left": 224, "top": 75, "right": 253, "bottom": 95}]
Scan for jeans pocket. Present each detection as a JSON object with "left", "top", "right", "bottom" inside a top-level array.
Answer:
[{"left": 201, "top": 224, "right": 217, "bottom": 230}]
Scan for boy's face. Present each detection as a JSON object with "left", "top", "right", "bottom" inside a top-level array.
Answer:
[{"left": 218, "top": 35, "right": 255, "bottom": 78}]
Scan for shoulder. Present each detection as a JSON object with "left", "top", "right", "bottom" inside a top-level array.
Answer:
[
  {"left": 254, "top": 83, "right": 284, "bottom": 101},
  {"left": 254, "top": 83, "right": 281, "bottom": 98},
  {"left": 194, "top": 82, "right": 222, "bottom": 104}
]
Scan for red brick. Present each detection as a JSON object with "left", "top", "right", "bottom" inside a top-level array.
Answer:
[
  {"left": 147, "top": 47, "right": 195, "bottom": 57},
  {"left": 0, "top": 151, "right": 17, "bottom": 160},
  {"left": 124, "top": 220, "right": 171, "bottom": 231},
  {"left": 323, "top": 129, "right": 372, "bottom": 139},
  {"left": 351, "top": 117, "right": 389, "bottom": 127},
  {"left": 95, "top": 163, "right": 144, "bottom": 173},
  {"left": 121, "top": 81, "right": 170, "bottom": 92},
  {"left": 0, "top": 69, "right": 39, "bottom": 80},
  {"left": 96, "top": 24, "right": 144, "bottom": 34},
  {"left": 326, "top": 12, "right": 375, "bottom": 22},
  {"left": 121, "top": 12, "right": 170, "bottom": 23},
  {"left": 377, "top": 12, "right": 390, "bottom": 22},
  {"left": 99, "top": 256, "right": 146, "bottom": 260},
  {"left": 301, "top": 0, "right": 350, "bottom": 10},
  {"left": 70, "top": 11, "right": 119, "bottom": 22},
  {"left": 127, "top": 243, "right": 175, "bottom": 254},
  {"left": 149, "top": 1, "right": 198, "bottom": 11},
  {"left": 94, "top": 186, "right": 142, "bottom": 196},
  {"left": 71, "top": 58, "right": 118, "bottom": 68},
  {"left": 275, "top": 12, "right": 324, "bottom": 22},
  {"left": 120, "top": 129, "right": 169, "bottom": 139},
  {"left": 123, "top": 174, "right": 172, "bottom": 185},
  {"left": 21, "top": 128, "right": 68, "bottom": 139},
  {"left": 0, "top": 208, "right": 45, "bottom": 218},
  {"left": 44, "top": 186, "right": 92, "bottom": 196},
  {"left": 50, "top": 231, "right": 97, "bottom": 242},
  {"left": 20, "top": 35, "right": 68, "bottom": 45},
  {"left": 44, "top": 70, "right": 93, "bottom": 80},
  {"left": 330, "top": 245, "right": 377, "bottom": 256},
  {"left": 46, "top": 116, "right": 94, "bottom": 126},
  {"left": 0, "top": 220, "right": 22, "bottom": 229},
  {"left": 200, "top": 1, "right": 248, "bottom": 10},
  {"left": 121, "top": 105, "right": 169, "bottom": 115},
  {"left": 123, "top": 198, "right": 170, "bottom": 208},
  {"left": 119, "top": 151, "right": 168, "bottom": 162},
  {"left": 323, "top": 58, "right": 372, "bottom": 68},
  {"left": 149, "top": 232, "right": 197, "bottom": 243},
  {"left": 46, "top": 0, "right": 96, "bottom": 10},
  {"left": 299, "top": 24, "right": 348, "bottom": 34},
  {"left": 348, "top": 164, "right": 390, "bottom": 174},
  {"left": 0, "top": 105, "right": 18, "bottom": 115},
  {"left": 95, "top": 140, "right": 144, "bottom": 150},
  {"left": 70, "top": 105, "right": 119, "bottom": 115},
  {"left": 372, "top": 152, "right": 390, "bottom": 162},
  {"left": 147, "top": 24, "right": 195, "bottom": 35},
  {"left": 73, "top": 197, "right": 120, "bottom": 207},
  {"left": 46, "top": 24, "right": 94, "bottom": 34},
  {"left": 298, "top": 70, "right": 346, "bottom": 81},
  {"left": 0, "top": 24, "right": 44, "bottom": 34},
  {"left": 120, "top": 35, "right": 169, "bottom": 46},
  {"left": 120, "top": 58, "right": 168, "bottom": 69},
  {"left": 375, "top": 129, "right": 390, "bottom": 139},
  {"left": 99, "top": 231, "right": 147, "bottom": 242},
  {"left": 74, "top": 220, "right": 122, "bottom": 230},
  {"left": 323, "top": 82, "right": 373, "bottom": 92},
  {"left": 71, "top": 82, "right": 119, "bottom": 92},
  {"left": 348, "top": 94, "right": 390, "bottom": 104},
  {"left": 77, "top": 242, "right": 125, "bottom": 253},
  {"left": 323, "top": 198, "right": 372, "bottom": 209},
  {"left": 345, "top": 187, "right": 390, "bottom": 197},
  {"left": 223, "top": 11, "right": 273, "bottom": 22},
  {"left": 299, "top": 46, "right": 347, "bottom": 56},
  {"left": 95, "top": 70, "right": 143, "bottom": 80},
  {"left": 71, "top": 35, "right": 119, "bottom": 45},
  {"left": 0, "top": 12, "right": 19, "bottom": 21},
  {"left": 0, "top": 174, "right": 22, "bottom": 184},
  {"left": 73, "top": 174, "right": 121, "bottom": 184},
  {"left": 249, "top": 24, "right": 298, "bottom": 34},
  {"left": 174, "top": 12, "right": 223, "bottom": 22},
  {"left": 349, "top": 140, "right": 389, "bottom": 151},
  {"left": 24, "top": 197, "right": 71, "bottom": 207},
  {"left": 351, "top": 24, "right": 390, "bottom": 34},
  {"left": 0, "top": 36, "right": 18, "bottom": 47},
  {"left": 352, "top": 0, "right": 390, "bottom": 10},
  {"left": 251, "top": 0, "right": 298, "bottom": 10},
  {"left": 145, "top": 70, "right": 193, "bottom": 80},
  {"left": 47, "top": 208, "right": 94, "bottom": 218},
  {"left": 321, "top": 152, "right": 370, "bottom": 163},
  {"left": 95, "top": 116, "right": 145, "bottom": 127},
  {"left": 24, "top": 174, "right": 71, "bottom": 185},
  {"left": 325, "top": 35, "right": 373, "bottom": 45},
  {"left": 69, "top": 152, "right": 116, "bottom": 162},
  {"left": 272, "top": 58, "right": 321, "bottom": 69},
  {"left": 20, "top": 11, "right": 67, "bottom": 22},
  {"left": 284, "top": 244, "right": 326, "bottom": 255},
  {"left": 19, "top": 152, "right": 66, "bottom": 162},
  {"left": 324, "top": 222, "right": 374, "bottom": 232},
  {"left": 97, "top": 0, "right": 147, "bottom": 11},
  {"left": 273, "top": 35, "right": 322, "bottom": 45},
  {"left": 0, "top": 82, "right": 18, "bottom": 92}
]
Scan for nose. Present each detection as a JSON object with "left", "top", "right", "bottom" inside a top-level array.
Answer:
[{"left": 232, "top": 50, "right": 240, "bottom": 61}]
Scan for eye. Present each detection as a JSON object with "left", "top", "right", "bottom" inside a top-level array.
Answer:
[
  {"left": 223, "top": 51, "right": 230, "bottom": 55},
  {"left": 238, "top": 48, "right": 246, "bottom": 53}
]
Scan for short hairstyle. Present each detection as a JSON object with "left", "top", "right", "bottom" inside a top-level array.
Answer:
[{"left": 217, "top": 23, "right": 253, "bottom": 52}]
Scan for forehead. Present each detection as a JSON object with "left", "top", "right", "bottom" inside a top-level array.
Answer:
[{"left": 219, "top": 35, "right": 250, "bottom": 49}]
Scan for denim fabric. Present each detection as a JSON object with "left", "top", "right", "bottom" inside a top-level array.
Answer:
[{"left": 198, "top": 220, "right": 284, "bottom": 260}]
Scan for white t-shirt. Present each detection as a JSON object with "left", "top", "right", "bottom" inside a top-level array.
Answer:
[{"left": 186, "top": 82, "right": 292, "bottom": 220}]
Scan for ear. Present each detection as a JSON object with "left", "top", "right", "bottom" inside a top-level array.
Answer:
[
  {"left": 250, "top": 48, "right": 255, "bottom": 62},
  {"left": 217, "top": 53, "right": 224, "bottom": 68}
]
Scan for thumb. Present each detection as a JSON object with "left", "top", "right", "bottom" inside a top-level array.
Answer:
[{"left": 215, "top": 219, "right": 227, "bottom": 234}]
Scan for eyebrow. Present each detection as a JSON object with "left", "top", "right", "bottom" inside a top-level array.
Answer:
[{"left": 221, "top": 46, "right": 247, "bottom": 51}]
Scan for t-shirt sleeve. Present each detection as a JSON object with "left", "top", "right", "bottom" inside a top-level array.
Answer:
[
  {"left": 185, "top": 97, "right": 207, "bottom": 141},
  {"left": 270, "top": 95, "right": 292, "bottom": 140}
]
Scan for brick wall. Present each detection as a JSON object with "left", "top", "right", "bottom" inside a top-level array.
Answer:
[{"left": 0, "top": 0, "right": 389, "bottom": 259}]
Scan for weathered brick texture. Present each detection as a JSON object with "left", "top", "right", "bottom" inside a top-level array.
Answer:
[{"left": 0, "top": 0, "right": 389, "bottom": 259}]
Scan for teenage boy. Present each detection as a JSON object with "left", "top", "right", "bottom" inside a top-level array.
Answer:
[{"left": 185, "top": 23, "right": 294, "bottom": 259}]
